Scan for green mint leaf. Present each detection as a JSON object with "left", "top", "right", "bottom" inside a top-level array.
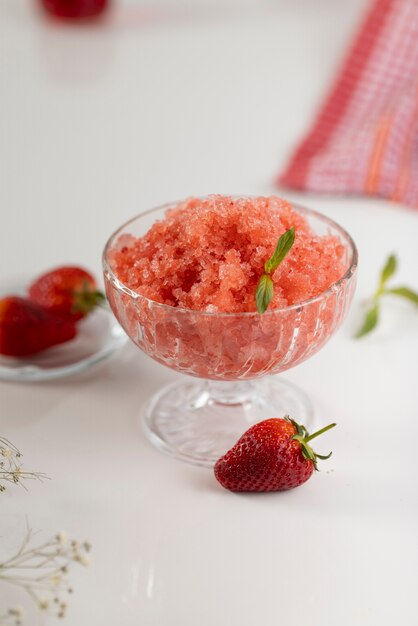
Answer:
[
  {"left": 256, "top": 274, "right": 274, "bottom": 314},
  {"left": 264, "top": 227, "right": 295, "bottom": 274},
  {"left": 385, "top": 286, "right": 418, "bottom": 305},
  {"left": 379, "top": 254, "right": 397, "bottom": 288},
  {"left": 355, "top": 303, "right": 379, "bottom": 338},
  {"left": 255, "top": 228, "right": 295, "bottom": 313}
]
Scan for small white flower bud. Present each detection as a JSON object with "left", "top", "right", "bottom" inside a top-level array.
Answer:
[{"left": 56, "top": 531, "right": 68, "bottom": 545}]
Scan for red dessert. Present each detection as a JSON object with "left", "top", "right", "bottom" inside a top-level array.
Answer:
[
  {"left": 109, "top": 196, "right": 346, "bottom": 313},
  {"left": 105, "top": 196, "right": 354, "bottom": 380}
]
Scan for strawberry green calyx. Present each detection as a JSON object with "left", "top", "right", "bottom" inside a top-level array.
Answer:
[
  {"left": 71, "top": 281, "right": 106, "bottom": 316},
  {"left": 285, "top": 416, "right": 336, "bottom": 471}
]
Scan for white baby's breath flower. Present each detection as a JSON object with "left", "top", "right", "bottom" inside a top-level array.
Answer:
[
  {"left": 56, "top": 531, "right": 68, "bottom": 546},
  {"left": 0, "top": 436, "right": 47, "bottom": 492},
  {"left": 75, "top": 554, "right": 90, "bottom": 567},
  {"left": 38, "top": 599, "right": 49, "bottom": 611},
  {"left": 1, "top": 526, "right": 92, "bottom": 623},
  {"left": 49, "top": 573, "right": 62, "bottom": 586},
  {"left": 12, "top": 468, "right": 22, "bottom": 482}
]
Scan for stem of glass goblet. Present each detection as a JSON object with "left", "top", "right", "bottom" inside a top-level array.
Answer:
[{"left": 206, "top": 379, "right": 259, "bottom": 407}]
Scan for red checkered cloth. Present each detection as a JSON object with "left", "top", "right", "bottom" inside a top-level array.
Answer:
[{"left": 279, "top": 0, "right": 418, "bottom": 209}]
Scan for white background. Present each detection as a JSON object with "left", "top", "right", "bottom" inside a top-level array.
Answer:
[{"left": 1, "top": 0, "right": 418, "bottom": 624}]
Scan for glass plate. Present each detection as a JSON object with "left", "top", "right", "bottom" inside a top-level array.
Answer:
[{"left": 0, "top": 280, "right": 128, "bottom": 382}]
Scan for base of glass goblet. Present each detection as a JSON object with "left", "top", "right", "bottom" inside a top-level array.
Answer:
[{"left": 142, "top": 376, "right": 313, "bottom": 467}]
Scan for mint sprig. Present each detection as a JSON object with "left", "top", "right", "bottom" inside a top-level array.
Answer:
[
  {"left": 385, "top": 286, "right": 418, "bottom": 305},
  {"left": 256, "top": 227, "right": 295, "bottom": 314},
  {"left": 356, "top": 254, "right": 418, "bottom": 338}
]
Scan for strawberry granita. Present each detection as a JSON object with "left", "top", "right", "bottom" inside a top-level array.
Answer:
[
  {"left": 108, "top": 196, "right": 346, "bottom": 313},
  {"left": 104, "top": 197, "right": 356, "bottom": 380}
]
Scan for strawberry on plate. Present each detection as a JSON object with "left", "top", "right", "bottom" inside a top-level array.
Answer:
[
  {"left": 0, "top": 296, "right": 77, "bottom": 357},
  {"left": 214, "top": 416, "right": 336, "bottom": 492},
  {"left": 28, "top": 266, "right": 105, "bottom": 322}
]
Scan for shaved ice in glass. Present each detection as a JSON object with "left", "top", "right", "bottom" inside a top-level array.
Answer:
[{"left": 103, "top": 196, "right": 357, "bottom": 466}]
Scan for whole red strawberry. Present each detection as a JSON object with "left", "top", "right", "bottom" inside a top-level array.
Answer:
[
  {"left": 214, "top": 417, "right": 336, "bottom": 492},
  {"left": 28, "top": 266, "right": 105, "bottom": 322},
  {"left": 0, "top": 296, "right": 77, "bottom": 357},
  {"left": 40, "top": 0, "right": 108, "bottom": 19}
]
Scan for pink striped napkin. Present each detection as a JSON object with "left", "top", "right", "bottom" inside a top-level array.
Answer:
[{"left": 279, "top": 0, "right": 418, "bottom": 209}]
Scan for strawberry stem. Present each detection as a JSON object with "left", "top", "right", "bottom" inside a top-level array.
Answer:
[
  {"left": 71, "top": 282, "right": 106, "bottom": 316},
  {"left": 287, "top": 416, "right": 336, "bottom": 471},
  {"left": 305, "top": 422, "right": 336, "bottom": 443}
]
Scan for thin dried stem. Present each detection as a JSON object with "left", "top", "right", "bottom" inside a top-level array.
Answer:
[
  {"left": 0, "top": 438, "right": 48, "bottom": 492},
  {"left": 0, "top": 528, "right": 91, "bottom": 623}
]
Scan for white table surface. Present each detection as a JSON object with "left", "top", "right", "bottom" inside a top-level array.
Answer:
[{"left": 1, "top": 0, "right": 418, "bottom": 624}]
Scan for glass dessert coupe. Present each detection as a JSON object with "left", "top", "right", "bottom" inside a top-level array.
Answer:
[{"left": 103, "top": 200, "right": 358, "bottom": 467}]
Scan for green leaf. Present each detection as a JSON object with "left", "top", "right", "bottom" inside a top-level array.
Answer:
[
  {"left": 316, "top": 451, "right": 333, "bottom": 460},
  {"left": 287, "top": 416, "right": 304, "bottom": 436},
  {"left": 300, "top": 444, "right": 315, "bottom": 463},
  {"left": 256, "top": 274, "right": 274, "bottom": 314},
  {"left": 379, "top": 254, "right": 397, "bottom": 288},
  {"left": 355, "top": 303, "right": 379, "bottom": 338},
  {"left": 264, "top": 227, "right": 295, "bottom": 274},
  {"left": 385, "top": 286, "right": 418, "bottom": 305}
]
